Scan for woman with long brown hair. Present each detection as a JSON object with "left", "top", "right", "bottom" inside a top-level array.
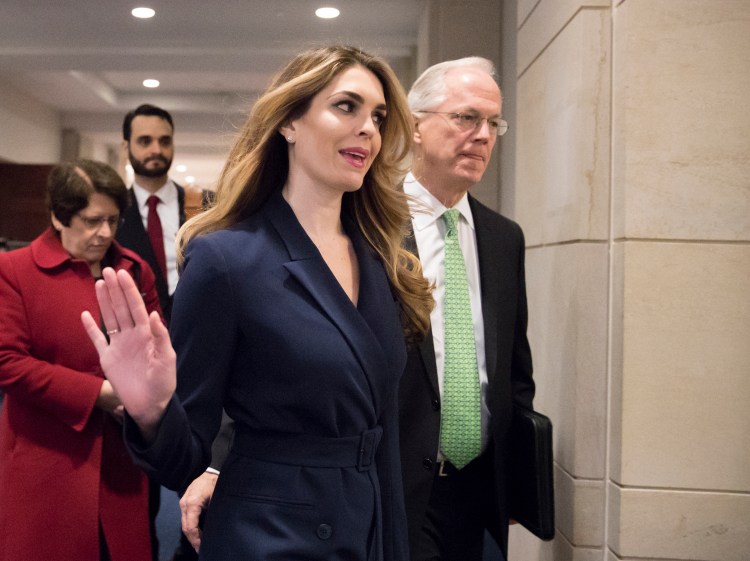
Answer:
[{"left": 82, "top": 46, "right": 432, "bottom": 561}]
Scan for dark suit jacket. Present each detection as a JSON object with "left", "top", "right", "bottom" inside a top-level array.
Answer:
[
  {"left": 124, "top": 190, "right": 409, "bottom": 561},
  {"left": 116, "top": 184, "right": 214, "bottom": 322},
  {"left": 398, "top": 194, "right": 535, "bottom": 558}
]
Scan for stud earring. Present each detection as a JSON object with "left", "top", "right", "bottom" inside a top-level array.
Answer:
[{"left": 287, "top": 136, "right": 294, "bottom": 143}]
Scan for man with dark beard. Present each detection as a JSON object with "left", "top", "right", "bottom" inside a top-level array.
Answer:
[
  {"left": 118, "top": 104, "right": 210, "bottom": 323},
  {"left": 117, "top": 104, "right": 212, "bottom": 561}
]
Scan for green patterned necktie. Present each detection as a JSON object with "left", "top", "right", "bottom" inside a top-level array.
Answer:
[{"left": 440, "top": 208, "right": 481, "bottom": 469}]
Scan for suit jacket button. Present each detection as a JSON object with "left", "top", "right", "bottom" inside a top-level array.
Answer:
[
  {"left": 316, "top": 524, "right": 333, "bottom": 540},
  {"left": 422, "top": 458, "right": 433, "bottom": 470},
  {"left": 431, "top": 399, "right": 440, "bottom": 411}
]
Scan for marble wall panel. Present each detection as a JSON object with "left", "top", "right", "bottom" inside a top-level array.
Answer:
[
  {"left": 517, "top": 0, "right": 541, "bottom": 29},
  {"left": 612, "top": 0, "right": 750, "bottom": 240},
  {"left": 555, "top": 466, "right": 605, "bottom": 546},
  {"left": 608, "top": 484, "right": 750, "bottom": 561},
  {"left": 615, "top": 242, "right": 750, "bottom": 490},
  {"left": 517, "top": 0, "right": 609, "bottom": 75},
  {"left": 515, "top": 9, "right": 610, "bottom": 246},
  {"left": 510, "top": 525, "right": 603, "bottom": 561},
  {"left": 525, "top": 243, "right": 609, "bottom": 479}
]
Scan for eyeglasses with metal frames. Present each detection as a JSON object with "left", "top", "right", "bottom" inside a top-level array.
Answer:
[
  {"left": 417, "top": 111, "right": 509, "bottom": 137},
  {"left": 75, "top": 213, "right": 124, "bottom": 230}
]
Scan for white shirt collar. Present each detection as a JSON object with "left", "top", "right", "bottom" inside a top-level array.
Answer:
[
  {"left": 404, "top": 172, "right": 475, "bottom": 232},
  {"left": 131, "top": 179, "right": 178, "bottom": 208}
]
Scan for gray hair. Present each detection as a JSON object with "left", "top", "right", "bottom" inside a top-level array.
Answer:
[{"left": 407, "top": 57, "right": 497, "bottom": 112}]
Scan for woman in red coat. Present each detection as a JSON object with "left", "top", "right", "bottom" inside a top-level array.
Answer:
[{"left": 0, "top": 159, "right": 160, "bottom": 561}]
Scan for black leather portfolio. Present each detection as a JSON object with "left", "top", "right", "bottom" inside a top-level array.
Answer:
[{"left": 508, "top": 405, "right": 555, "bottom": 540}]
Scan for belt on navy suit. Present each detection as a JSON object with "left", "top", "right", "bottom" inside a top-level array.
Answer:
[{"left": 232, "top": 426, "right": 383, "bottom": 472}]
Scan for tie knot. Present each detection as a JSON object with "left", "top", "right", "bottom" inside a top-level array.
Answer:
[
  {"left": 147, "top": 195, "right": 161, "bottom": 210},
  {"left": 442, "top": 209, "right": 460, "bottom": 235}
]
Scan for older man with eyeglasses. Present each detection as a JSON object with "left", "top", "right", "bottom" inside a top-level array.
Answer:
[{"left": 399, "top": 57, "right": 535, "bottom": 561}]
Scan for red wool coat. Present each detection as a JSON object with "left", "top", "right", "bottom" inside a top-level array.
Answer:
[{"left": 0, "top": 228, "right": 161, "bottom": 561}]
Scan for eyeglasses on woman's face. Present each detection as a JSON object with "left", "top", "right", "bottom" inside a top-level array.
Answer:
[{"left": 75, "top": 213, "right": 124, "bottom": 231}]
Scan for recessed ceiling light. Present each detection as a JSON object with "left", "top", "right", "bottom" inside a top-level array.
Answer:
[
  {"left": 185, "top": 176, "right": 196, "bottom": 184},
  {"left": 131, "top": 7, "right": 155, "bottom": 19},
  {"left": 315, "top": 7, "right": 340, "bottom": 19},
  {"left": 175, "top": 164, "right": 188, "bottom": 173},
  {"left": 143, "top": 79, "right": 160, "bottom": 88}
]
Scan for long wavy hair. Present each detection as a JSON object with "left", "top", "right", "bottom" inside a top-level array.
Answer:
[{"left": 177, "top": 45, "right": 432, "bottom": 343}]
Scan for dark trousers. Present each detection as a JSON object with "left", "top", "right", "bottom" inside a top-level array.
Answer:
[
  {"left": 413, "top": 453, "right": 494, "bottom": 561},
  {"left": 149, "top": 478, "right": 161, "bottom": 561},
  {"left": 171, "top": 532, "right": 199, "bottom": 561}
]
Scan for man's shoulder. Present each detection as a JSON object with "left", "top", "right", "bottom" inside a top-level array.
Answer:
[
  {"left": 468, "top": 194, "right": 523, "bottom": 235},
  {"left": 117, "top": 194, "right": 145, "bottom": 233},
  {"left": 171, "top": 181, "right": 212, "bottom": 199},
  {"left": 173, "top": 182, "right": 216, "bottom": 210},
  {"left": 122, "top": 187, "right": 138, "bottom": 208},
  {"left": 201, "top": 189, "right": 216, "bottom": 204}
]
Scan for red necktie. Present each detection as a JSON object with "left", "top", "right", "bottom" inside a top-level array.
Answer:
[{"left": 146, "top": 195, "right": 167, "bottom": 280}]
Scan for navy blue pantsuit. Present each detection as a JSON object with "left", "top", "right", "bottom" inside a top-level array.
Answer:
[{"left": 125, "top": 190, "right": 409, "bottom": 561}]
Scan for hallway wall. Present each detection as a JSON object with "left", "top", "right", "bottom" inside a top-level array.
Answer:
[
  {"left": 0, "top": 79, "right": 61, "bottom": 163},
  {"left": 502, "top": 1, "right": 750, "bottom": 559}
]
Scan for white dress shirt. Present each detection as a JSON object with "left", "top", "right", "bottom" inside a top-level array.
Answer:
[
  {"left": 131, "top": 180, "right": 180, "bottom": 295},
  {"left": 404, "top": 173, "right": 490, "bottom": 451}
]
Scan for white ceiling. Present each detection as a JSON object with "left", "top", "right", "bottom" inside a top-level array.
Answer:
[{"left": 0, "top": 1, "right": 424, "bottom": 188}]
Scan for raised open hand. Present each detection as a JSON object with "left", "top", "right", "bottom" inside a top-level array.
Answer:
[{"left": 81, "top": 267, "right": 176, "bottom": 439}]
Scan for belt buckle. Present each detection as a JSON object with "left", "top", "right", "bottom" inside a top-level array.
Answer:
[
  {"left": 357, "top": 427, "right": 381, "bottom": 472},
  {"left": 438, "top": 460, "right": 449, "bottom": 477}
]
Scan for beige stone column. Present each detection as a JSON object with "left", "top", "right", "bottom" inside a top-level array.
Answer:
[
  {"left": 507, "top": 1, "right": 611, "bottom": 558},
  {"left": 505, "top": 0, "right": 750, "bottom": 560},
  {"left": 608, "top": 1, "right": 750, "bottom": 559}
]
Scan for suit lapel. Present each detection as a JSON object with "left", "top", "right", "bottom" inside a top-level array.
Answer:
[
  {"left": 263, "top": 192, "right": 395, "bottom": 411},
  {"left": 118, "top": 189, "right": 167, "bottom": 287},
  {"left": 119, "top": 190, "right": 154, "bottom": 260},
  {"left": 469, "top": 195, "right": 498, "bottom": 384},
  {"left": 404, "top": 226, "right": 440, "bottom": 397},
  {"left": 175, "top": 183, "right": 187, "bottom": 225}
]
